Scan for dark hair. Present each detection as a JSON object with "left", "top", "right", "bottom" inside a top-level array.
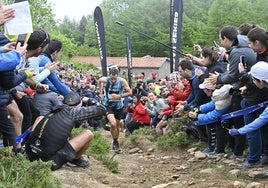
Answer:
[
  {"left": 247, "top": 27, "right": 268, "bottom": 47},
  {"left": 44, "top": 39, "right": 62, "bottom": 55},
  {"left": 219, "top": 26, "right": 238, "bottom": 41},
  {"left": 109, "top": 67, "right": 119, "bottom": 76},
  {"left": 238, "top": 23, "right": 255, "bottom": 35},
  {"left": 27, "top": 30, "right": 50, "bottom": 50},
  {"left": 201, "top": 46, "right": 219, "bottom": 63},
  {"left": 178, "top": 59, "right": 194, "bottom": 71}
]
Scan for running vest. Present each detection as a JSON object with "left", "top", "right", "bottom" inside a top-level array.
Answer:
[{"left": 102, "top": 77, "right": 124, "bottom": 110}]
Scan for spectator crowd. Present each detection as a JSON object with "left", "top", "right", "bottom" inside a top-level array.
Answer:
[{"left": 0, "top": 6, "right": 268, "bottom": 171}]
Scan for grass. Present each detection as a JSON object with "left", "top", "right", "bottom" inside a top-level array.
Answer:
[
  {"left": 129, "top": 114, "right": 193, "bottom": 150},
  {"left": 0, "top": 147, "right": 60, "bottom": 187}
]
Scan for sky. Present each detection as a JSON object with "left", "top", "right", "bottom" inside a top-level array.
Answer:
[{"left": 48, "top": 0, "right": 102, "bottom": 21}]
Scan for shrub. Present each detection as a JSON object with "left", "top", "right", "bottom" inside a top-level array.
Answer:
[{"left": 0, "top": 147, "right": 60, "bottom": 187}]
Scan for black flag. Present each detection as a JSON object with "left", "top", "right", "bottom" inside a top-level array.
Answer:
[
  {"left": 126, "top": 34, "right": 133, "bottom": 88},
  {"left": 170, "top": 0, "right": 183, "bottom": 72},
  {"left": 94, "top": 7, "right": 108, "bottom": 76}
]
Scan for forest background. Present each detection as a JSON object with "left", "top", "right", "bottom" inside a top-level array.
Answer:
[{"left": 3, "top": 0, "right": 268, "bottom": 68}]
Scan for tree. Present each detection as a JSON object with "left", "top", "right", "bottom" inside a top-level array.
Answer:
[{"left": 29, "top": 0, "right": 56, "bottom": 30}]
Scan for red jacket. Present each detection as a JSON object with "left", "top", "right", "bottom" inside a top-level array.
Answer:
[
  {"left": 132, "top": 102, "right": 151, "bottom": 124},
  {"left": 162, "top": 95, "right": 180, "bottom": 116},
  {"left": 170, "top": 79, "right": 191, "bottom": 101}
]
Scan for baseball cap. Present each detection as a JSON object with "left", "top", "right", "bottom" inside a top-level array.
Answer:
[
  {"left": 147, "top": 79, "right": 155, "bottom": 84},
  {"left": 250, "top": 61, "right": 268, "bottom": 83},
  {"left": 199, "top": 80, "right": 216, "bottom": 90},
  {"left": 63, "top": 91, "right": 81, "bottom": 106}
]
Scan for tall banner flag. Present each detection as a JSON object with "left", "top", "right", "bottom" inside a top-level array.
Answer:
[
  {"left": 170, "top": 0, "right": 183, "bottom": 72},
  {"left": 94, "top": 7, "right": 107, "bottom": 76},
  {"left": 126, "top": 34, "right": 133, "bottom": 88}
]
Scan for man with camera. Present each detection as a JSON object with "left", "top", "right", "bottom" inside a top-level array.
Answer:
[
  {"left": 132, "top": 79, "right": 148, "bottom": 97},
  {"left": 25, "top": 92, "right": 107, "bottom": 170},
  {"left": 98, "top": 68, "right": 132, "bottom": 153},
  {"left": 125, "top": 96, "right": 150, "bottom": 137}
]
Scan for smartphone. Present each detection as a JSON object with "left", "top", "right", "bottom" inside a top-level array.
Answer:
[
  {"left": 213, "top": 40, "right": 218, "bottom": 47},
  {"left": 16, "top": 34, "right": 27, "bottom": 47},
  {"left": 240, "top": 55, "right": 246, "bottom": 68}
]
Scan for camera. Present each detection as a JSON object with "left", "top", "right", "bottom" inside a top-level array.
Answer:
[
  {"left": 136, "top": 80, "right": 143, "bottom": 87},
  {"left": 221, "top": 120, "right": 232, "bottom": 129},
  {"left": 229, "top": 87, "right": 240, "bottom": 96},
  {"left": 229, "top": 84, "right": 241, "bottom": 96}
]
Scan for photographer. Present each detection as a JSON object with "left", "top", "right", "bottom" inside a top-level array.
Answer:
[
  {"left": 125, "top": 96, "right": 151, "bottom": 137},
  {"left": 25, "top": 92, "right": 106, "bottom": 170},
  {"left": 132, "top": 79, "right": 148, "bottom": 97}
]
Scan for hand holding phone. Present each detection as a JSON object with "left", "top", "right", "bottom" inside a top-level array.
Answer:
[
  {"left": 16, "top": 34, "right": 27, "bottom": 48},
  {"left": 240, "top": 55, "right": 246, "bottom": 69}
]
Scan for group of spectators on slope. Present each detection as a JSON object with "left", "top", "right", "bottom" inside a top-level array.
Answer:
[{"left": 1, "top": 4, "right": 268, "bottom": 171}]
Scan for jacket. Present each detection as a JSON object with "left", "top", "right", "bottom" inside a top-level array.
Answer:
[
  {"left": 217, "top": 34, "right": 256, "bottom": 85},
  {"left": 238, "top": 105, "right": 268, "bottom": 135},
  {"left": 26, "top": 104, "right": 106, "bottom": 156},
  {"left": 0, "top": 50, "right": 21, "bottom": 71},
  {"left": 197, "top": 84, "right": 232, "bottom": 125},
  {"left": 39, "top": 52, "right": 70, "bottom": 96},
  {"left": 0, "top": 51, "right": 27, "bottom": 106},
  {"left": 169, "top": 79, "right": 191, "bottom": 101},
  {"left": 184, "top": 70, "right": 210, "bottom": 110},
  {"left": 132, "top": 102, "right": 151, "bottom": 124}
]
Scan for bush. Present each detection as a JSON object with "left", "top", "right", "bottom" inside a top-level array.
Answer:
[
  {"left": 0, "top": 147, "right": 60, "bottom": 187},
  {"left": 129, "top": 114, "right": 193, "bottom": 150},
  {"left": 131, "top": 126, "right": 158, "bottom": 143},
  {"left": 156, "top": 131, "right": 190, "bottom": 149}
]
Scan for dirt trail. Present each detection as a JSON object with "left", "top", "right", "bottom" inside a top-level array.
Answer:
[{"left": 52, "top": 130, "right": 268, "bottom": 188}]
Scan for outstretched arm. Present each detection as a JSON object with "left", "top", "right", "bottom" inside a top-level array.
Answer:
[{"left": 121, "top": 78, "right": 132, "bottom": 98}]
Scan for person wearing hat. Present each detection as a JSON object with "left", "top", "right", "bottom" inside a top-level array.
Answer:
[
  {"left": 189, "top": 82, "right": 233, "bottom": 156},
  {"left": 25, "top": 92, "right": 106, "bottom": 170},
  {"left": 230, "top": 61, "right": 268, "bottom": 168},
  {"left": 132, "top": 79, "right": 148, "bottom": 97}
]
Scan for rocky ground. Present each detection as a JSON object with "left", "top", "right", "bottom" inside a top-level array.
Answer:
[{"left": 52, "top": 130, "right": 268, "bottom": 188}]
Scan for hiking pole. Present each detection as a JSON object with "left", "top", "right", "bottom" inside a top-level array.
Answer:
[{"left": 115, "top": 21, "right": 186, "bottom": 57}]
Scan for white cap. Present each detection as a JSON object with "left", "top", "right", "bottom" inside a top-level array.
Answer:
[
  {"left": 212, "top": 84, "right": 232, "bottom": 110},
  {"left": 250, "top": 61, "right": 268, "bottom": 83}
]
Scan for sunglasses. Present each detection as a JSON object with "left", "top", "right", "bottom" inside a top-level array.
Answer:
[{"left": 39, "top": 30, "right": 49, "bottom": 48}]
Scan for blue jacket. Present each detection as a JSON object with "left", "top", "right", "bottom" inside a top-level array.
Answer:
[
  {"left": 0, "top": 50, "right": 21, "bottom": 71},
  {"left": 197, "top": 100, "right": 230, "bottom": 125},
  {"left": 39, "top": 53, "right": 70, "bottom": 96},
  {"left": 0, "top": 51, "right": 25, "bottom": 106},
  {"left": 184, "top": 70, "right": 210, "bottom": 110},
  {"left": 238, "top": 106, "right": 268, "bottom": 135}
]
